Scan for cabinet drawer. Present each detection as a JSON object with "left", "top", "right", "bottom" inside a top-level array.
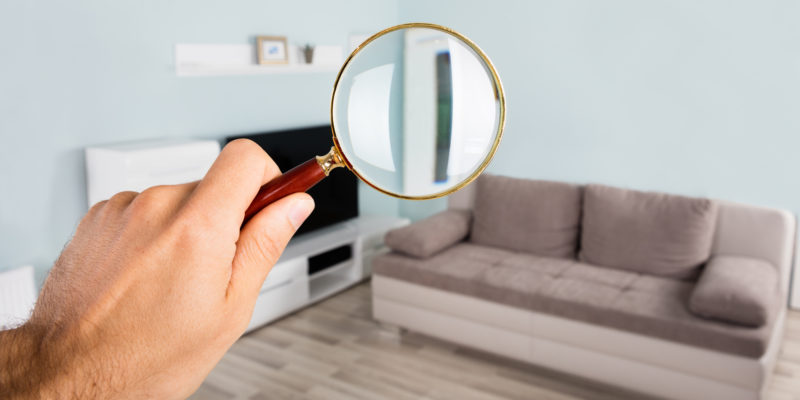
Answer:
[
  {"left": 246, "top": 278, "right": 308, "bottom": 332},
  {"left": 261, "top": 257, "right": 307, "bottom": 292}
]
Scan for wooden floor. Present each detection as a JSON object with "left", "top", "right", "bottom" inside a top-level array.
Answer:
[{"left": 191, "top": 282, "right": 800, "bottom": 400}]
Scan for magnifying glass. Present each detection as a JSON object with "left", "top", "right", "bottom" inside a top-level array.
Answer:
[{"left": 244, "top": 23, "right": 505, "bottom": 222}]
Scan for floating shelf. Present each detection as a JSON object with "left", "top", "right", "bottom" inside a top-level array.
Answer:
[
  {"left": 176, "top": 63, "right": 340, "bottom": 77},
  {"left": 175, "top": 43, "right": 343, "bottom": 77}
]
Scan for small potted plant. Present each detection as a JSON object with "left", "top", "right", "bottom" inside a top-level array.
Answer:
[{"left": 302, "top": 44, "right": 314, "bottom": 64}]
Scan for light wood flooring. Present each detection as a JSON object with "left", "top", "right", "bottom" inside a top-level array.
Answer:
[{"left": 191, "top": 282, "right": 800, "bottom": 400}]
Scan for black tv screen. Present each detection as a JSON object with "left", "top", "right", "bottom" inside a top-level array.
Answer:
[{"left": 226, "top": 125, "right": 358, "bottom": 236}]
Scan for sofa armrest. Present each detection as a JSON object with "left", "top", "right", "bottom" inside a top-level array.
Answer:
[
  {"left": 384, "top": 209, "right": 472, "bottom": 258},
  {"left": 688, "top": 256, "right": 779, "bottom": 327}
]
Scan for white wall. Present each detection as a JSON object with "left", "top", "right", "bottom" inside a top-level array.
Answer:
[{"left": 3, "top": 0, "right": 800, "bottom": 287}]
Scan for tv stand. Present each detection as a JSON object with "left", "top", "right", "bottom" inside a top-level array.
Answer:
[{"left": 245, "top": 215, "right": 409, "bottom": 333}]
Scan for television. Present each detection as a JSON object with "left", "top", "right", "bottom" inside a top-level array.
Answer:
[{"left": 226, "top": 125, "right": 359, "bottom": 236}]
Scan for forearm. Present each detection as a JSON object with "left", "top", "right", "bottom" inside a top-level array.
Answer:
[
  {"left": 0, "top": 324, "right": 83, "bottom": 399},
  {"left": 0, "top": 325, "right": 46, "bottom": 398}
]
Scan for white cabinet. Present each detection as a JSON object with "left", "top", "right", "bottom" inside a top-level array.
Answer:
[
  {"left": 245, "top": 216, "right": 408, "bottom": 333},
  {"left": 261, "top": 257, "right": 307, "bottom": 292},
  {"left": 247, "top": 278, "right": 308, "bottom": 332},
  {"left": 85, "top": 139, "right": 220, "bottom": 207}
]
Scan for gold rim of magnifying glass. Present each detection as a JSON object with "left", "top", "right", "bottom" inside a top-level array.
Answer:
[{"left": 329, "top": 22, "right": 506, "bottom": 201}]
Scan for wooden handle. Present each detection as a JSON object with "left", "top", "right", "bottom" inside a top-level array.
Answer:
[{"left": 243, "top": 157, "right": 327, "bottom": 223}]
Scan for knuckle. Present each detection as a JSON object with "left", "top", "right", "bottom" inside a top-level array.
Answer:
[
  {"left": 87, "top": 199, "right": 109, "bottom": 215},
  {"left": 139, "top": 184, "right": 171, "bottom": 200},
  {"left": 106, "top": 191, "right": 138, "bottom": 210},
  {"left": 82, "top": 192, "right": 136, "bottom": 231},
  {"left": 77, "top": 200, "right": 109, "bottom": 232},
  {"left": 129, "top": 186, "right": 170, "bottom": 213}
]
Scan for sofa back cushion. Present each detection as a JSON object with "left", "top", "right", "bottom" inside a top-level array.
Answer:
[
  {"left": 580, "top": 184, "right": 718, "bottom": 279},
  {"left": 470, "top": 175, "right": 582, "bottom": 258}
]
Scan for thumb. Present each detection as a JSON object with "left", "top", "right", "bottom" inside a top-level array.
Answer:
[{"left": 229, "top": 192, "right": 314, "bottom": 301}]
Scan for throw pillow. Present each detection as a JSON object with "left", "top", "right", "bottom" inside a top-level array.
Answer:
[
  {"left": 385, "top": 209, "right": 472, "bottom": 258},
  {"left": 689, "top": 256, "right": 778, "bottom": 327}
]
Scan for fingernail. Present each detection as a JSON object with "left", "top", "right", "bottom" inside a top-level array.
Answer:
[{"left": 288, "top": 197, "right": 315, "bottom": 230}]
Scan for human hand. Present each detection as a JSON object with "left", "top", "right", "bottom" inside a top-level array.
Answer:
[{"left": 0, "top": 139, "right": 314, "bottom": 399}]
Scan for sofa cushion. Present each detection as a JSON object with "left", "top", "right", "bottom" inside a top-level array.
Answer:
[
  {"left": 580, "top": 185, "right": 718, "bottom": 279},
  {"left": 559, "top": 262, "right": 639, "bottom": 288},
  {"left": 481, "top": 266, "right": 557, "bottom": 309},
  {"left": 497, "top": 253, "right": 574, "bottom": 277},
  {"left": 373, "top": 243, "right": 516, "bottom": 296},
  {"left": 689, "top": 256, "right": 779, "bottom": 327},
  {"left": 384, "top": 210, "right": 472, "bottom": 258},
  {"left": 373, "top": 252, "right": 776, "bottom": 358},
  {"left": 470, "top": 175, "right": 582, "bottom": 258}
]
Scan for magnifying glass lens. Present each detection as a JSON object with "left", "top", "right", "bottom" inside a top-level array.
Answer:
[
  {"left": 243, "top": 24, "right": 504, "bottom": 222},
  {"left": 332, "top": 26, "right": 503, "bottom": 199}
]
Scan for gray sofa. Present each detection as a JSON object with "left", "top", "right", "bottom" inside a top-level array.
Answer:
[{"left": 371, "top": 175, "right": 796, "bottom": 400}]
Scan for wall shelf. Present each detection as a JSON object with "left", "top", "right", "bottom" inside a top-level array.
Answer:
[
  {"left": 177, "top": 63, "right": 339, "bottom": 77},
  {"left": 175, "top": 43, "right": 343, "bottom": 77}
]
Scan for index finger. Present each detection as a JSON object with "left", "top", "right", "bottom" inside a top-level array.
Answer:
[{"left": 185, "top": 139, "right": 281, "bottom": 228}]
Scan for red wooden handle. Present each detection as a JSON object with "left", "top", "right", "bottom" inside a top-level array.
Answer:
[{"left": 243, "top": 157, "right": 327, "bottom": 223}]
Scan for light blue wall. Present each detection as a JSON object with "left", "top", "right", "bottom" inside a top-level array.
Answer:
[
  {"left": 3, "top": 0, "right": 800, "bottom": 282},
  {"left": 0, "top": 0, "right": 399, "bottom": 281},
  {"left": 398, "top": 0, "right": 800, "bottom": 221}
]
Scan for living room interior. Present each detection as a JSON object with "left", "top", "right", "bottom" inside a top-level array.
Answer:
[{"left": 1, "top": 1, "right": 799, "bottom": 399}]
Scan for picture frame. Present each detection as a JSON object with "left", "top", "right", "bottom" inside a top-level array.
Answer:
[{"left": 256, "top": 36, "right": 288, "bottom": 64}]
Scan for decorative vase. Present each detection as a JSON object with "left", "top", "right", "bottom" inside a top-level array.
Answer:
[{"left": 303, "top": 44, "right": 314, "bottom": 64}]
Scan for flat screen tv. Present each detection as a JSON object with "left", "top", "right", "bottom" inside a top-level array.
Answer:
[{"left": 226, "top": 125, "right": 358, "bottom": 236}]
